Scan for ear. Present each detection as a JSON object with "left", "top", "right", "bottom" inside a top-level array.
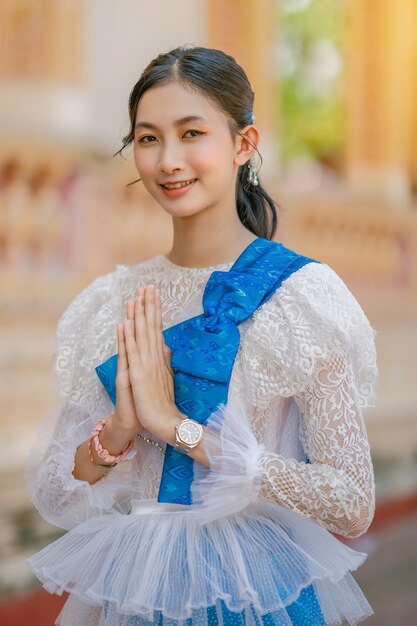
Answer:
[{"left": 233, "top": 125, "right": 259, "bottom": 167}]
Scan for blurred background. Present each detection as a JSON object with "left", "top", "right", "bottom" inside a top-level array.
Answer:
[{"left": 1, "top": 1, "right": 416, "bottom": 624}]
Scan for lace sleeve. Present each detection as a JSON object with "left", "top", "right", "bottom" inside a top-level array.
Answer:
[
  {"left": 25, "top": 266, "right": 140, "bottom": 531},
  {"left": 255, "top": 263, "right": 377, "bottom": 538},
  {"left": 257, "top": 353, "right": 376, "bottom": 538}
]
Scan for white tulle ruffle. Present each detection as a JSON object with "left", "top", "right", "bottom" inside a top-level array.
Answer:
[
  {"left": 28, "top": 501, "right": 372, "bottom": 626},
  {"left": 27, "top": 398, "right": 373, "bottom": 626}
]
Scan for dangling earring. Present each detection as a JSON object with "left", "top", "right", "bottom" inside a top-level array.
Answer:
[{"left": 247, "top": 158, "right": 259, "bottom": 186}]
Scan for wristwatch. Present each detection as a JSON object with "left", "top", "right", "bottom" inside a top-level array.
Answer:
[{"left": 174, "top": 418, "right": 203, "bottom": 454}]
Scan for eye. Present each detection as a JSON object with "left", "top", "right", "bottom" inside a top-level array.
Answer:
[
  {"left": 136, "top": 130, "right": 204, "bottom": 144},
  {"left": 184, "top": 130, "right": 204, "bottom": 138},
  {"left": 137, "top": 135, "right": 157, "bottom": 144}
]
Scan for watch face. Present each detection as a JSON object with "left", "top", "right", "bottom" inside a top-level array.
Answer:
[{"left": 178, "top": 420, "right": 201, "bottom": 444}]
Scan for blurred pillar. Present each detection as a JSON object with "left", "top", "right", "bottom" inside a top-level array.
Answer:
[
  {"left": 207, "top": 0, "right": 279, "bottom": 177},
  {"left": 44, "top": 0, "right": 83, "bottom": 83},
  {"left": 411, "top": 28, "right": 417, "bottom": 192},
  {"left": 345, "top": 0, "right": 417, "bottom": 205},
  {"left": 0, "top": 0, "right": 82, "bottom": 82}
]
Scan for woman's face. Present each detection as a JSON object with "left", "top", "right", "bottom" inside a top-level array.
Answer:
[{"left": 133, "top": 81, "right": 241, "bottom": 219}]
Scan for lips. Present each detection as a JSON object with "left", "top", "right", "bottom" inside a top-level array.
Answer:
[
  {"left": 160, "top": 178, "right": 197, "bottom": 189},
  {"left": 159, "top": 178, "right": 198, "bottom": 199}
]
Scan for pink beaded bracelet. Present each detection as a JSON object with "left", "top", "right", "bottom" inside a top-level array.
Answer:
[{"left": 90, "top": 411, "right": 135, "bottom": 466}]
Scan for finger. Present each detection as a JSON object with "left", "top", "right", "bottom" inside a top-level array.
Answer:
[
  {"left": 127, "top": 298, "right": 135, "bottom": 325},
  {"left": 154, "top": 288, "right": 165, "bottom": 364},
  {"left": 163, "top": 342, "right": 173, "bottom": 371},
  {"left": 144, "top": 284, "right": 159, "bottom": 362},
  {"left": 123, "top": 319, "right": 142, "bottom": 369},
  {"left": 155, "top": 290, "right": 172, "bottom": 373},
  {"left": 154, "top": 288, "right": 171, "bottom": 391},
  {"left": 117, "top": 323, "right": 129, "bottom": 372},
  {"left": 135, "top": 287, "right": 150, "bottom": 363},
  {"left": 127, "top": 297, "right": 138, "bottom": 346}
]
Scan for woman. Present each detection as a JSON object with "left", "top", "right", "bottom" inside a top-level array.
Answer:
[{"left": 26, "top": 46, "right": 378, "bottom": 626}]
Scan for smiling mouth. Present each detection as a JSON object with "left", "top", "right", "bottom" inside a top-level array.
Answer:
[{"left": 161, "top": 179, "right": 197, "bottom": 189}]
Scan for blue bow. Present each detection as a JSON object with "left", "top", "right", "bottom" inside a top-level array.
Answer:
[{"left": 95, "top": 238, "right": 317, "bottom": 505}]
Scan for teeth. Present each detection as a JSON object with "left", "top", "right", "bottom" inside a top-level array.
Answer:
[{"left": 163, "top": 179, "right": 195, "bottom": 189}]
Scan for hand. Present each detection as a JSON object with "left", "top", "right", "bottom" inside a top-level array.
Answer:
[
  {"left": 122, "top": 284, "right": 179, "bottom": 436},
  {"left": 112, "top": 298, "right": 144, "bottom": 436}
]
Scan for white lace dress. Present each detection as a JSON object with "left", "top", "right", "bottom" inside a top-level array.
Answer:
[{"left": 26, "top": 252, "right": 378, "bottom": 626}]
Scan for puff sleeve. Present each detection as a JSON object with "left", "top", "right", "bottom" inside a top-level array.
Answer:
[
  {"left": 192, "top": 263, "right": 378, "bottom": 539},
  {"left": 25, "top": 266, "right": 139, "bottom": 531}
]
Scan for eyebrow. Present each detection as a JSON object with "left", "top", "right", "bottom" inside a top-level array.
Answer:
[{"left": 134, "top": 115, "right": 207, "bottom": 130}]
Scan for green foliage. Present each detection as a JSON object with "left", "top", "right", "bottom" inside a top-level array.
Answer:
[{"left": 278, "top": 0, "right": 347, "bottom": 165}]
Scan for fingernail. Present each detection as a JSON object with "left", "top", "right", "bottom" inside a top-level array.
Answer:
[{"left": 155, "top": 288, "right": 160, "bottom": 298}]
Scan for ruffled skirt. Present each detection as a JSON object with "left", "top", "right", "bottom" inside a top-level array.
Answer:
[{"left": 27, "top": 498, "right": 373, "bottom": 626}]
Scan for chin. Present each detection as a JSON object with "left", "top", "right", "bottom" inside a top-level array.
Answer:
[{"left": 160, "top": 203, "right": 206, "bottom": 218}]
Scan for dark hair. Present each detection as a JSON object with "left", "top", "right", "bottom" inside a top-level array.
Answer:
[{"left": 115, "top": 45, "right": 278, "bottom": 239}]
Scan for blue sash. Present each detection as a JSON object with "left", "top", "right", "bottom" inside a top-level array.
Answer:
[
  {"left": 95, "top": 237, "right": 325, "bottom": 624},
  {"left": 95, "top": 238, "right": 316, "bottom": 503}
]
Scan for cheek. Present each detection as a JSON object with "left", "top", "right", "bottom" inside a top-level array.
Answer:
[
  {"left": 191, "top": 139, "right": 233, "bottom": 173},
  {"left": 133, "top": 147, "right": 155, "bottom": 178}
]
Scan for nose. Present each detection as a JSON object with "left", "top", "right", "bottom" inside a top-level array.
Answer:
[{"left": 158, "top": 141, "right": 185, "bottom": 174}]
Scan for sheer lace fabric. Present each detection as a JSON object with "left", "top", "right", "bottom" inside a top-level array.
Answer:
[
  {"left": 26, "top": 254, "right": 377, "bottom": 537},
  {"left": 258, "top": 355, "right": 375, "bottom": 538}
]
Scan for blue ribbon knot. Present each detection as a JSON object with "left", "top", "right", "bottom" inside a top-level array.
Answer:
[{"left": 95, "top": 238, "right": 317, "bottom": 505}]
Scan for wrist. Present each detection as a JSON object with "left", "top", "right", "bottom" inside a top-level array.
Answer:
[
  {"left": 110, "top": 410, "right": 141, "bottom": 437},
  {"left": 100, "top": 414, "right": 137, "bottom": 456},
  {"left": 157, "top": 409, "right": 185, "bottom": 445}
]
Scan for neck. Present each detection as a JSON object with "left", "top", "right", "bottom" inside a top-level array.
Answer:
[{"left": 166, "top": 213, "right": 258, "bottom": 269}]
